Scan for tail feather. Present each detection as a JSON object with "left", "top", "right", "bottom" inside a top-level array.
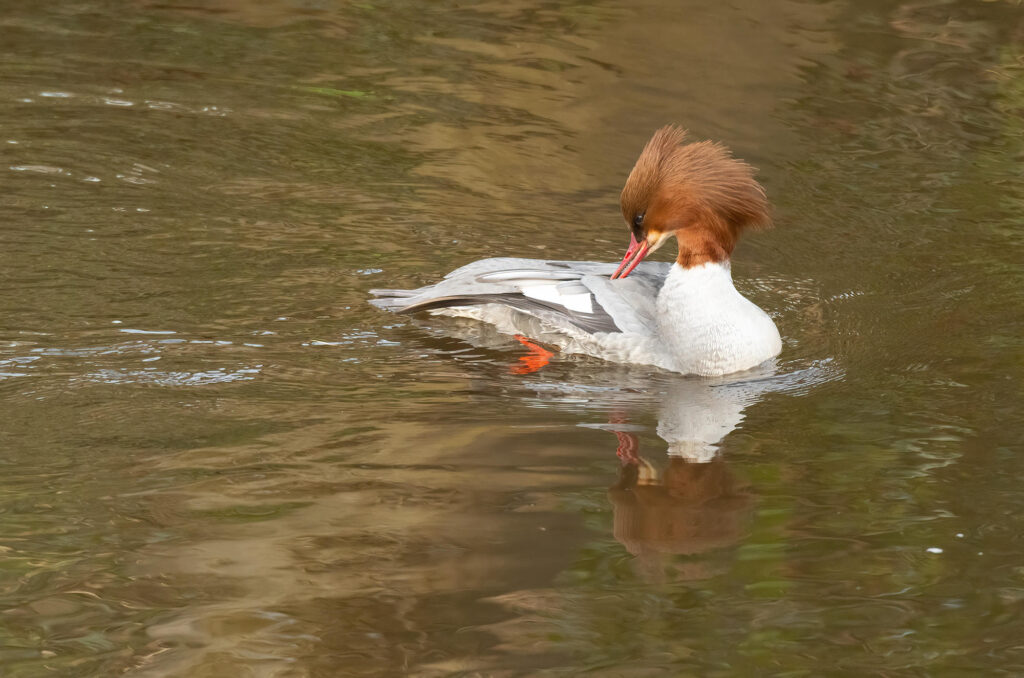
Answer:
[
  {"left": 368, "top": 296, "right": 413, "bottom": 310},
  {"left": 368, "top": 288, "right": 418, "bottom": 298},
  {"left": 394, "top": 295, "right": 495, "bottom": 315}
]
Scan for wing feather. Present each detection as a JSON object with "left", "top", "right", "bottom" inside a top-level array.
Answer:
[{"left": 369, "top": 258, "right": 671, "bottom": 336}]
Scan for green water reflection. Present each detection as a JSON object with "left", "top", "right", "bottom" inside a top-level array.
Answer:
[{"left": 0, "top": 0, "right": 1022, "bottom": 676}]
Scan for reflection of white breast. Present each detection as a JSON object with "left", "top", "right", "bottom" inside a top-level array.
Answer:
[{"left": 657, "top": 378, "right": 767, "bottom": 462}]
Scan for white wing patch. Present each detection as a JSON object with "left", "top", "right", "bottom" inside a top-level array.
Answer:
[{"left": 521, "top": 283, "right": 594, "bottom": 313}]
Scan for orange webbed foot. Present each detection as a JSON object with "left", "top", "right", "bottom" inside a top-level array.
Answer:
[{"left": 510, "top": 335, "right": 555, "bottom": 374}]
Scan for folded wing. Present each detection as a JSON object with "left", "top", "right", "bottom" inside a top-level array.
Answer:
[{"left": 369, "top": 258, "right": 669, "bottom": 336}]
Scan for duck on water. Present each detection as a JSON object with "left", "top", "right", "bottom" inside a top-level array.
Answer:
[{"left": 370, "top": 125, "right": 782, "bottom": 377}]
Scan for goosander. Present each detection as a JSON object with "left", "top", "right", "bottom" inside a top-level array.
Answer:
[{"left": 370, "top": 125, "right": 782, "bottom": 376}]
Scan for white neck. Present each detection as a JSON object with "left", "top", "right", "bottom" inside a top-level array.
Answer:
[{"left": 655, "top": 261, "right": 782, "bottom": 376}]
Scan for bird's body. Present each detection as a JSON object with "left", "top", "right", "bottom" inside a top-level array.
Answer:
[
  {"left": 370, "top": 257, "right": 780, "bottom": 376},
  {"left": 370, "top": 125, "right": 783, "bottom": 377}
]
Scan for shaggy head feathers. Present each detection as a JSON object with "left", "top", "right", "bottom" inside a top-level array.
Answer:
[{"left": 620, "top": 126, "right": 771, "bottom": 266}]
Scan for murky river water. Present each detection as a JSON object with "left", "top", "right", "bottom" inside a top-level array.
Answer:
[{"left": 1, "top": 0, "right": 1022, "bottom": 675}]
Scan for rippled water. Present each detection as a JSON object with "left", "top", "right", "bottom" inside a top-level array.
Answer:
[{"left": 1, "top": 0, "right": 1022, "bottom": 675}]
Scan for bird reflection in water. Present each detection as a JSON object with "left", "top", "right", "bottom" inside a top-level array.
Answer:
[
  {"left": 596, "top": 377, "right": 771, "bottom": 579},
  {"left": 401, "top": 320, "right": 832, "bottom": 577},
  {"left": 606, "top": 422, "right": 753, "bottom": 580}
]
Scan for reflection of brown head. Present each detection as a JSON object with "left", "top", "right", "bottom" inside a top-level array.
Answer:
[
  {"left": 608, "top": 458, "right": 753, "bottom": 572},
  {"left": 613, "top": 126, "right": 772, "bottom": 276}
]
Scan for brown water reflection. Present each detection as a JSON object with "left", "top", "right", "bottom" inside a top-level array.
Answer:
[
  {"left": 1, "top": 0, "right": 1023, "bottom": 675},
  {"left": 610, "top": 457, "right": 753, "bottom": 578}
]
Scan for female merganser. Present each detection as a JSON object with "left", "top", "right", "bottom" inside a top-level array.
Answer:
[{"left": 370, "top": 125, "right": 782, "bottom": 376}]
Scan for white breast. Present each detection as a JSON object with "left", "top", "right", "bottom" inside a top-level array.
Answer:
[{"left": 654, "top": 262, "right": 782, "bottom": 376}]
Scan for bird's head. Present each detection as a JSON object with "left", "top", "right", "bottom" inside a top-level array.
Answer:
[{"left": 612, "top": 125, "right": 772, "bottom": 279}]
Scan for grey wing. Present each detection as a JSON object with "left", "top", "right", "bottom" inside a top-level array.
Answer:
[{"left": 369, "top": 257, "right": 669, "bottom": 335}]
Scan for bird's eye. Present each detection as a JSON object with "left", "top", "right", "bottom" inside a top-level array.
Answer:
[{"left": 632, "top": 213, "right": 645, "bottom": 229}]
